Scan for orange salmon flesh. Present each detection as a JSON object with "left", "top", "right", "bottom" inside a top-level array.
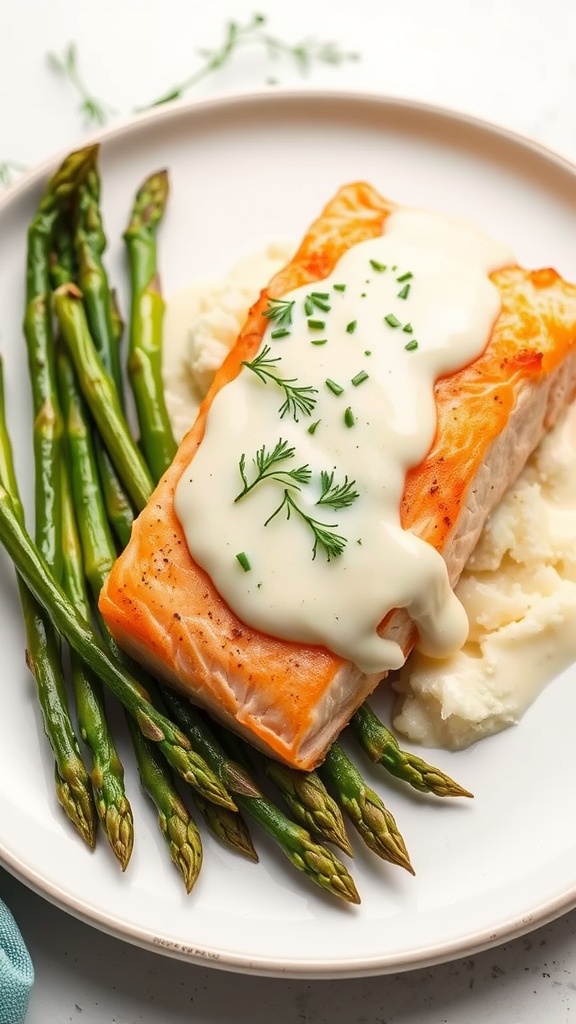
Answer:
[{"left": 99, "top": 183, "right": 576, "bottom": 769}]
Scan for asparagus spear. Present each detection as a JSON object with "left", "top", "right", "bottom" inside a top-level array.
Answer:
[
  {"left": 60, "top": 443, "right": 134, "bottom": 868},
  {"left": 216, "top": 726, "right": 360, "bottom": 904},
  {"left": 350, "top": 703, "right": 473, "bottom": 799},
  {"left": 20, "top": 151, "right": 100, "bottom": 844},
  {"left": 124, "top": 170, "right": 177, "bottom": 483},
  {"left": 158, "top": 689, "right": 257, "bottom": 859},
  {"left": 56, "top": 338, "right": 134, "bottom": 863},
  {"left": 0, "top": 358, "right": 96, "bottom": 846},
  {"left": 320, "top": 743, "right": 414, "bottom": 874},
  {"left": 190, "top": 791, "right": 258, "bottom": 862},
  {"left": 0, "top": 476, "right": 237, "bottom": 809},
  {"left": 260, "top": 756, "right": 353, "bottom": 857},
  {"left": 125, "top": 712, "right": 202, "bottom": 891},
  {"left": 73, "top": 169, "right": 135, "bottom": 548},
  {"left": 52, "top": 281, "right": 154, "bottom": 512}
]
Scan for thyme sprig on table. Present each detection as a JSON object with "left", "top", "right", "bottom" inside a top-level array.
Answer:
[
  {"left": 242, "top": 346, "right": 318, "bottom": 422},
  {"left": 235, "top": 439, "right": 311, "bottom": 502},
  {"left": 0, "top": 161, "right": 28, "bottom": 187},
  {"left": 47, "top": 43, "right": 116, "bottom": 126},
  {"left": 46, "top": 13, "right": 359, "bottom": 128}
]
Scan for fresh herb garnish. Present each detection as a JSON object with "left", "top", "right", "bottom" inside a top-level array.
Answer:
[
  {"left": 307, "top": 318, "right": 326, "bottom": 330},
  {"left": 333, "top": 283, "right": 346, "bottom": 292},
  {"left": 47, "top": 15, "right": 359, "bottom": 127},
  {"left": 384, "top": 313, "right": 401, "bottom": 328},
  {"left": 271, "top": 328, "right": 290, "bottom": 339},
  {"left": 402, "top": 323, "right": 414, "bottom": 334},
  {"left": 235, "top": 439, "right": 311, "bottom": 501},
  {"left": 264, "top": 490, "right": 347, "bottom": 561},
  {"left": 263, "top": 298, "right": 295, "bottom": 328},
  {"left": 308, "top": 419, "right": 321, "bottom": 435},
  {"left": 343, "top": 407, "right": 355, "bottom": 428},
  {"left": 397, "top": 284, "right": 411, "bottom": 300},
  {"left": 404, "top": 339, "right": 419, "bottom": 351},
  {"left": 317, "top": 471, "right": 359, "bottom": 509},
  {"left": 369, "top": 259, "right": 386, "bottom": 272},
  {"left": 310, "top": 338, "right": 328, "bottom": 346},
  {"left": 305, "top": 293, "right": 331, "bottom": 313},
  {"left": 346, "top": 320, "right": 357, "bottom": 334},
  {"left": 396, "top": 271, "right": 413, "bottom": 282},
  {"left": 351, "top": 370, "right": 369, "bottom": 386},
  {"left": 325, "top": 378, "right": 344, "bottom": 396},
  {"left": 236, "top": 552, "right": 252, "bottom": 572},
  {"left": 242, "top": 346, "right": 318, "bottom": 421}
]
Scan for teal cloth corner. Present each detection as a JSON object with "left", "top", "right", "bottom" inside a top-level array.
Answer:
[{"left": 0, "top": 896, "right": 34, "bottom": 1024}]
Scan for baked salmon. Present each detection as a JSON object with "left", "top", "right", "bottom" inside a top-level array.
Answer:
[{"left": 99, "top": 183, "right": 576, "bottom": 769}]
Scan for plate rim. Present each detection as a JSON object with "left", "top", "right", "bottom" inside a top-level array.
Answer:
[{"left": 1, "top": 86, "right": 576, "bottom": 978}]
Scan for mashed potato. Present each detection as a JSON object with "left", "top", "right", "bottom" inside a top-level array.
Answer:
[
  {"left": 163, "top": 248, "right": 576, "bottom": 751},
  {"left": 392, "top": 402, "right": 576, "bottom": 748}
]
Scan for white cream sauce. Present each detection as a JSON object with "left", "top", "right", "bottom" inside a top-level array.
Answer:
[{"left": 174, "top": 209, "right": 514, "bottom": 674}]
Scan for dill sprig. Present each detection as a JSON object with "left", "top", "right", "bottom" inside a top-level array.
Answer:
[
  {"left": 317, "top": 471, "right": 359, "bottom": 510},
  {"left": 235, "top": 439, "right": 311, "bottom": 502},
  {"left": 264, "top": 490, "right": 347, "bottom": 561},
  {"left": 242, "top": 346, "right": 318, "bottom": 421},
  {"left": 263, "top": 298, "right": 296, "bottom": 329}
]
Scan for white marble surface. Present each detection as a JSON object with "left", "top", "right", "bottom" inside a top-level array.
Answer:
[{"left": 2, "top": 0, "right": 576, "bottom": 1020}]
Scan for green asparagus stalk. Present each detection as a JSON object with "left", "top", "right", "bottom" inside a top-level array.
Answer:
[
  {"left": 0, "top": 479, "right": 237, "bottom": 809},
  {"left": 23, "top": 144, "right": 98, "bottom": 577},
  {"left": 60, "top": 451, "right": 134, "bottom": 868},
  {"left": 21, "top": 151, "right": 100, "bottom": 845},
  {"left": 125, "top": 712, "right": 202, "bottom": 891},
  {"left": 320, "top": 742, "right": 414, "bottom": 874},
  {"left": 124, "top": 170, "right": 177, "bottom": 483},
  {"left": 350, "top": 703, "right": 473, "bottom": 799},
  {"left": 52, "top": 281, "right": 154, "bottom": 511},
  {"left": 0, "top": 357, "right": 96, "bottom": 846},
  {"left": 159, "top": 689, "right": 261, "bottom": 799},
  {"left": 216, "top": 726, "right": 360, "bottom": 904},
  {"left": 75, "top": 167, "right": 124, "bottom": 400},
  {"left": 190, "top": 791, "right": 258, "bottom": 862},
  {"left": 261, "top": 757, "right": 353, "bottom": 857},
  {"left": 73, "top": 168, "right": 135, "bottom": 548}
]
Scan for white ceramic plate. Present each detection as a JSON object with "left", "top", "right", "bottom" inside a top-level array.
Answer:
[{"left": 1, "top": 90, "right": 576, "bottom": 980}]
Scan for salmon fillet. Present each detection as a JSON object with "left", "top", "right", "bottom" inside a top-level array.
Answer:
[{"left": 99, "top": 183, "right": 576, "bottom": 769}]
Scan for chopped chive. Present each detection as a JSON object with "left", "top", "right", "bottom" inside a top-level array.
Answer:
[
  {"left": 369, "top": 259, "right": 386, "bottom": 272},
  {"left": 397, "top": 271, "right": 413, "bottom": 283},
  {"left": 304, "top": 297, "right": 314, "bottom": 316},
  {"left": 307, "top": 318, "right": 326, "bottom": 330},
  {"left": 402, "top": 323, "right": 414, "bottom": 334},
  {"left": 384, "top": 313, "right": 401, "bottom": 328},
  {"left": 346, "top": 320, "right": 357, "bottom": 334},
  {"left": 344, "top": 406, "right": 355, "bottom": 427},
  {"left": 271, "top": 328, "right": 290, "bottom": 339},
  {"left": 360, "top": 292, "right": 367, "bottom": 298},
  {"left": 351, "top": 370, "right": 369, "bottom": 387},
  {"left": 333, "top": 283, "right": 346, "bottom": 292},
  {"left": 397, "top": 284, "right": 411, "bottom": 300},
  {"left": 364, "top": 349, "right": 372, "bottom": 356},
  {"left": 236, "top": 552, "right": 252, "bottom": 572},
  {"left": 311, "top": 292, "right": 330, "bottom": 299},
  {"left": 308, "top": 419, "right": 321, "bottom": 435},
  {"left": 310, "top": 338, "right": 328, "bottom": 346},
  {"left": 312, "top": 299, "right": 331, "bottom": 312},
  {"left": 325, "top": 379, "right": 344, "bottom": 396},
  {"left": 404, "top": 339, "right": 419, "bottom": 351}
]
